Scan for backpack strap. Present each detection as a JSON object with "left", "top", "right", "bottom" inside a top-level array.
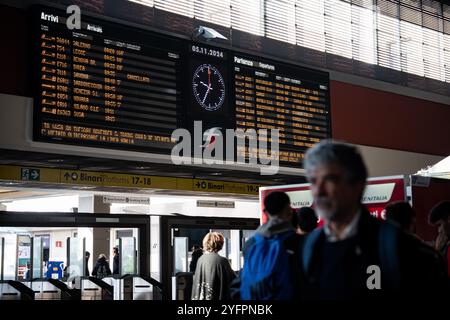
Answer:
[
  {"left": 283, "top": 232, "right": 301, "bottom": 299},
  {"left": 242, "top": 235, "right": 257, "bottom": 259},
  {"left": 233, "top": 235, "right": 257, "bottom": 300},
  {"left": 378, "top": 222, "right": 400, "bottom": 289},
  {"left": 302, "top": 228, "right": 323, "bottom": 275},
  {"left": 283, "top": 231, "right": 299, "bottom": 252}
]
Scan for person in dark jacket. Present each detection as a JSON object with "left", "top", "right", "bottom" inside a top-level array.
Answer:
[
  {"left": 112, "top": 247, "right": 119, "bottom": 275},
  {"left": 385, "top": 201, "right": 448, "bottom": 284},
  {"left": 189, "top": 245, "right": 203, "bottom": 273},
  {"left": 301, "top": 140, "right": 447, "bottom": 299},
  {"left": 192, "top": 232, "right": 235, "bottom": 300},
  {"left": 236, "top": 191, "right": 301, "bottom": 300},
  {"left": 385, "top": 201, "right": 416, "bottom": 234},
  {"left": 292, "top": 206, "right": 318, "bottom": 236},
  {"left": 85, "top": 251, "right": 90, "bottom": 277},
  {"left": 429, "top": 200, "right": 450, "bottom": 277},
  {"left": 92, "top": 253, "right": 112, "bottom": 279}
]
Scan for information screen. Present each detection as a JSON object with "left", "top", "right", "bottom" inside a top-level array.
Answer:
[
  {"left": 34, "top": 7, "right": 183, "bottom": 153},
  {"left": 233, "top": 55, "right": 330, "bottom": 166},
  {"left": 33, "top": 6, "right": 331, "bottom": 169}
]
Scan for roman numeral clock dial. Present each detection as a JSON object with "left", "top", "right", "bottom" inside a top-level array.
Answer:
[{"left": 192, "top": 64, "right": 225, "bottom": 111}]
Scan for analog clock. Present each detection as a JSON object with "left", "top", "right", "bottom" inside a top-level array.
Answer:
[{"left": 192, "top": 64, "right": 225, "bottom": 111}]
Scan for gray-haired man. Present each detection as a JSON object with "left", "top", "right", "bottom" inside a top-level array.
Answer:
[{"left": 300, "top": 140, "right": 447, "bottom": 299}]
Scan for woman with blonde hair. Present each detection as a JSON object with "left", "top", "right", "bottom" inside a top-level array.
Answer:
[{"left": 192, "top": 232, "right": 235, "bottom": 300}]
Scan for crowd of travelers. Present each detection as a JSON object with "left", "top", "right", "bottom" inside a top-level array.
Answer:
[{"left": 189, "top": 140, "right": 449, "bottom": 300}]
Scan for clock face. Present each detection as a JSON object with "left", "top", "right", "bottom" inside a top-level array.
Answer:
[{"left": 192, "top": 64, "right": 225, "bottom": 111}]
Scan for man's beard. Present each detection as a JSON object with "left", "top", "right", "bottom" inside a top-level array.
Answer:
[{"left": 314, "top": 197, "right": 337, "bottom": 221}]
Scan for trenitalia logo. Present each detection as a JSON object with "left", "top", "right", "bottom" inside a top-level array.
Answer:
[
  {"left": 171, "top": 121, "right": 280, "bottom": 175},
  {"left": 362, "top": 183, "right": 396, "bottom": 204},
  {"left": 286, "top": 190, "right": 314, "bottom": 208},
  {"left": 283, "top": 182, "right": 397, "bottom": 208}
]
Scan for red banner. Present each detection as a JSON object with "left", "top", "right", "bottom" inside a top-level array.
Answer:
[{"left": 259, "top": 176, "right": 406, "bottom": 224}]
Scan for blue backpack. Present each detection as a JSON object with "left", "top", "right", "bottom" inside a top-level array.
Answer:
[{"left": 240, "top": 231, "right": 300, "bottom": 300}]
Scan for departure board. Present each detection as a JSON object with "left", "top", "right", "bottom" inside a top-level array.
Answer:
[
  {"left": 32, "top": 6, "right": 331, "bottom": 169},
  {"left": 233, "top": 55, "right": 330, "bottom": 166},
  {"left": 33, "top": 7, "right": 183, "bottom": 153}
]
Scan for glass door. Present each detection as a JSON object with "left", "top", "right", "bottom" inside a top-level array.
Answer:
[
  {"left": 173, "top": 236, "right": 188, "bottom": 274},
  {"left": 32, "top": 237, "right": 43, "bottom": 279},
  {"left": 119, "top": 237, "right": 137, "bottom": 275}
]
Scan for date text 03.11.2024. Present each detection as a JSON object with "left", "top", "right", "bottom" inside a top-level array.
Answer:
[{"left": 191, "top": 45, "right": 225, "bottom": 59}]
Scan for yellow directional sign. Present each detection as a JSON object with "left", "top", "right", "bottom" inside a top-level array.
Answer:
[
  {"left": 193, "top": 179, "right": 260, "bottom": 195},
  {"left": 0, "top": 165, "right": 260, "bottom": 195},
  {"left": 59, "top": 170, "right": 178, "bottom": 189}
]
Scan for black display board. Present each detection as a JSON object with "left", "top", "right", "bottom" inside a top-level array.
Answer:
[
  {"left": 232, "top": 54, "right": 330, "bottom": 165},
  {"left": 32, "top": 6, "right": 330, "bottom": 168},
  {"left": 33, "top": 6, "right": 184, "bottom": 153}
]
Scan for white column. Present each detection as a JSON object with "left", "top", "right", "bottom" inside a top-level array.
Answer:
[{"left": 230, "top": 230, "right": 241, "bottom": 271}]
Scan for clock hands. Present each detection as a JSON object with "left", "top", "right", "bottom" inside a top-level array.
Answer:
[
  {"left": 200, "top": 81, "right": 211, "bottom": 89},
  {"left": 201, "top": 67, "right": 214, "bottom": 105},
  {"left": 201, "top": 83, "right": 213, "bottom": 105},
  {"left": 192, "top": 64, "right": 224, "bottom": 111},
  {"left": 208, "top": 67, "right": 211, "bottom": 86},
  {"left": 202, "top": 85, "right": 211, "bottom": 105}
]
